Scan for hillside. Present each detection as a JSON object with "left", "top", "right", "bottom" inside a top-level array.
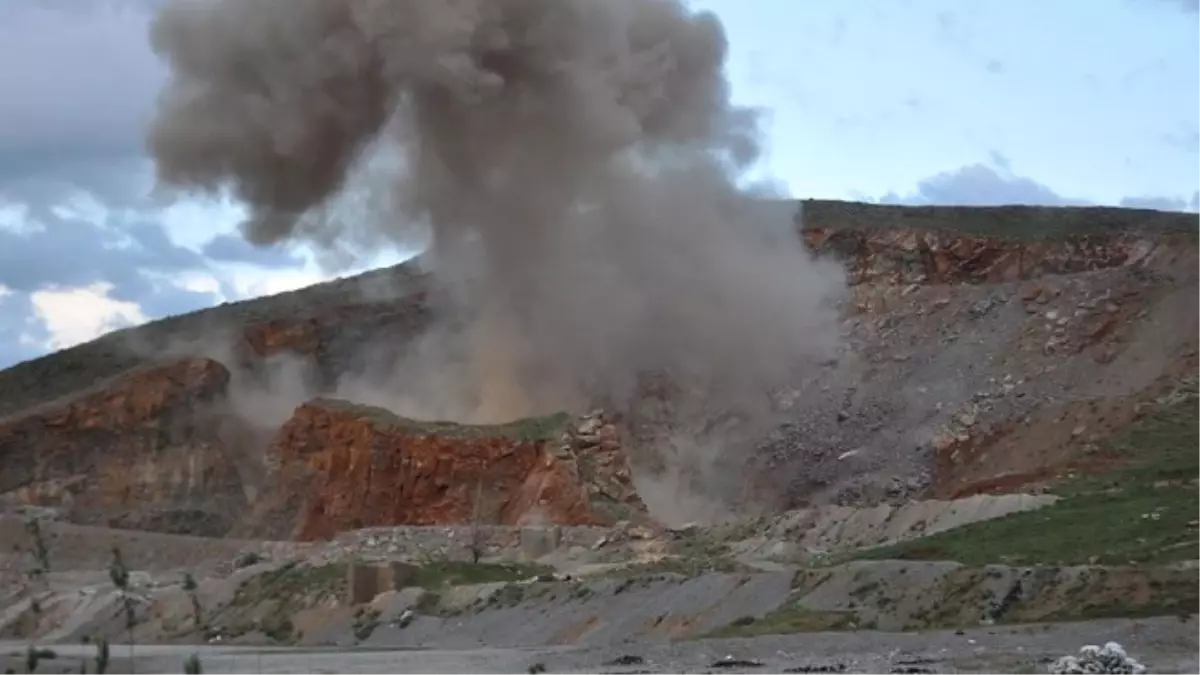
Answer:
[
  {"left": 0, "top": 199, "right": 1196, "bottom": 673},
  {"left": 1, "top": 197, "right": 1196, "bottom": 528}
]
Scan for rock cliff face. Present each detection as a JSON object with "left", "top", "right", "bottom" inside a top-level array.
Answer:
[
  {"left": 0, "top": 200, "right": 1194, "bottom": 538},
  {"left": 235, "top": 291, "right": 434, "bottom": 390},
  {"left": 0, "top": 358, "right": 245, "bottom": 536},
  {"left": 802, "top": 221, "right": 1192, "bottom": 286},
  {"left": 797, "top": 199, "right": 1196, "bottom": 287},
  {"left": 242, "top": 402, "right": 646, "bottom": 540}
]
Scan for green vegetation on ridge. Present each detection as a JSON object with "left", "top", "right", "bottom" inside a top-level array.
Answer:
[
  {"left": 316, "top": 398, "right": 573, "bottom": 441},
  {"left": 409, "top": 561, "right": 552, "bottom": 588},
  {"left": 857, "top": 389, "right": 1200, "bottom": 566},
  {"left": 702, "top": 608, "right": 857, "bottom": 639}
]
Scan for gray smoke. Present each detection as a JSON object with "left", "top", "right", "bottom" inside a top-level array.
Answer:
[{"left": 146, "top": 0, "right": 846, "bottom": 508}]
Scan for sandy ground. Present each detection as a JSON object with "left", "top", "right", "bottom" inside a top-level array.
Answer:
[{"left": 4, "top": 617, "right": 1197, "bottom": 674}]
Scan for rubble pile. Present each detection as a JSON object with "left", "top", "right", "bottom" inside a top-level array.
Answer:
[{"left": 1050, "top": 642, "right": 1147, "bottom": 674}]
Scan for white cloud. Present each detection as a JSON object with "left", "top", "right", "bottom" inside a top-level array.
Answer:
[
  {"left": 157, "top": 194, "right": 248, "bottom": 252},
  {"left": 0, "top": 200, "right": 41, "bottom": 235},
  {"left": 49, "top": 191, "right": 109, "bottom": 226},
  {"left": 29, "top": 282, "right": 148, "bottom": 350},
  {"left": 876, "top": 155, "right": 1199, "bottom": 212},
  {"left": 171, "top": 271, "right": 227, "bottom": 300}
]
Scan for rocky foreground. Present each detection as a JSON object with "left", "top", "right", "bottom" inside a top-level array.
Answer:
[{"left": 0, "top": 200, "right": 1196, "bottom": 673}]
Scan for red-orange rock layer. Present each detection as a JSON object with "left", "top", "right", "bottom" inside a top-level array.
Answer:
[
  {"left": 0, "top": 358, "right": 244, "bottom": 535},
  {"left": 249, "top": 401, "right": 646, "bottom": 541}
]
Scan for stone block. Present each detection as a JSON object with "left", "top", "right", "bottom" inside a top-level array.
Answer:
[
  {"left": 519, "top": 526, "right": 561, "bottom": 560},
  {"left": 346, "top": 561, "right": 420, "bottom": 605}
]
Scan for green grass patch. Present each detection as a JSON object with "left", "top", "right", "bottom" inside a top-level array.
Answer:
[
  {"left": 857, "top": 487, "right": 1196, "bottom": 566},
  {"left": 229, "top": 561, "right": 346, "bottom": 607},
  {"left": 201, "top": 561, "right": 345, "bottom": 643},
  {"left": 1051, "top": 598, "right": 1198, "bottom": 622},
  {"left": 702, "top": 606, "right": 857, "bottom": 638},
  {"left": 412, "top": 561, "right": 552, "bottom": 589},
  {"left": 352, "top": 606, "right": 382, "bottom": 641},
  {"left": 598, "top": 555, "right": 747, "bottom": 580},
  {"left": 857, "top": 392, "right": 1199, "bottom": 566},
  {"left": 314, "top": 398, "right": 572, "bottom": 441}
]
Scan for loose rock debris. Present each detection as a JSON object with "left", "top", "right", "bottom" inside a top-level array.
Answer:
[
  {"left": 1050, "top": 642, "right": 1146, "bottom": 674},
  {"left": 606, "top": 655, "right": 647, "bottom": 666},
  {"left": 710, "top": 655, "right": 766, "bottom": 668}
]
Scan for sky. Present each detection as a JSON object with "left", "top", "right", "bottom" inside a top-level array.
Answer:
[{"left": 0, "top": 0, "right": 1196, "bottom": 368}]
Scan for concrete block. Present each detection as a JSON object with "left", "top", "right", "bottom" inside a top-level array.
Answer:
[
  {"left": 347, "top": 561, "right": 420, "bottom": 605},
  {"left": 519, "top": 526, "right": 561, "bottom": 560}
]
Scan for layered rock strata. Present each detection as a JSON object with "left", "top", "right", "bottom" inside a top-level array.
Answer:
[{"left": 241, "top": 402, "right": 647, "bottom": 540}]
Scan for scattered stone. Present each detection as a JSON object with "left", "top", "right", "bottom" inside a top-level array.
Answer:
[
  {"left": 710, "top": 655, "right": 765, "bottom": 669},
  {"left": 970, "top": 297, "right": 997, "bottom": 317},
  {"left": 605, "top": 655, "right": 646, "bottom": 666},
  {"left": 394, "top": 609, "right": 414, "bottom": 629},
  {"left": 782, "top": 664, "right": 847, "bottom": 673},
  {"left": 667, "top": 523, "right": 701, "bottom": 538},
  {"left": 627, "top": 526, "right": 655, "bottom": 540}
]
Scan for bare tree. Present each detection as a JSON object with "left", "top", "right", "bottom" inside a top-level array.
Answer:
[{"left": 470, "top": 478, "right": 485, "bottom": 564}]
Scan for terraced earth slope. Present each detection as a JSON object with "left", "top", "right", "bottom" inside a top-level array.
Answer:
[{"left": 0, "top": 199, "right": 1196, "bottom": 673}]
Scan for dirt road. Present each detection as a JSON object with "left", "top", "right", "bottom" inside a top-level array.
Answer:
[{"left": 5, "top": 616, "right": 1196, "bottom": 674}]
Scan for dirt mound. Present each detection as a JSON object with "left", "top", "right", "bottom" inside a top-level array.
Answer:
[{"left": 240, "top": 404, "right": 646, "bottom": 540}]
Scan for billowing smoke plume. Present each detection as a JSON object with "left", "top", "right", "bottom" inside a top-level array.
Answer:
[{"left": 146, "top": 0, "right": 846, "bottom": 512}]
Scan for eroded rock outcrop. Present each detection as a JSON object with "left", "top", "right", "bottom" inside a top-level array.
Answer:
[
  {"left": 243, "top": 318, "right": 322, "bottom": 358},
  {"left": 242, "top": 401, "right": 646, "bottom": 540},
  {"left": 0, "top": 358, "right": 247, "bottom": 536},
  {"left": 235, "top": 292, "right": 433, "bottom": 390},
  {"left": 801, "top": 226, "right": 1191, "bottom": 286}
]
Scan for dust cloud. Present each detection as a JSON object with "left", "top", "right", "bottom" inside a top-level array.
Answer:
[{"left": 145, "top": 0, "right": 847, "bottom": 517}]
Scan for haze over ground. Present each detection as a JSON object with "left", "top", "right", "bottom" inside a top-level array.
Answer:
[{"left": 0, "top": 0, "right": 1196, "bottom": 368}]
